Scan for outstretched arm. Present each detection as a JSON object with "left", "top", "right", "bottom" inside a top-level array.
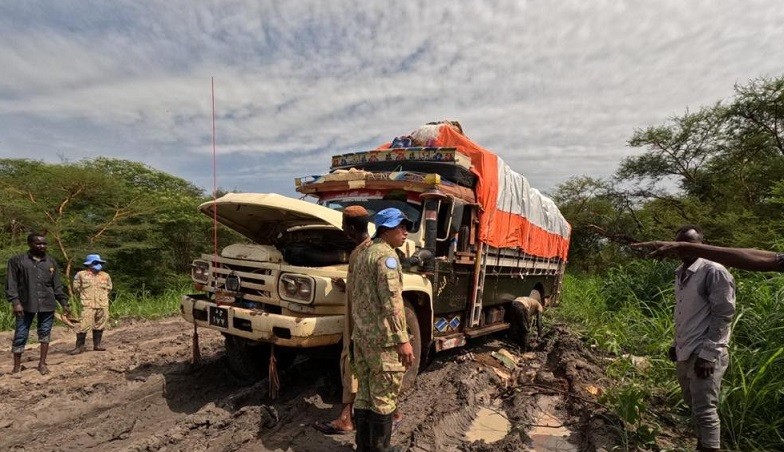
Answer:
[{"left": 631, "top": 241, "right": 784, "bottom": 272}]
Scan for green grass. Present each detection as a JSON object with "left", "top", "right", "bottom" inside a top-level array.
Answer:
[
  {"left": 0, "top": 284, "right": 188, "bottom": 331},
  {"left": 557, "top": 262, "right": 784, "bottom": 451}
]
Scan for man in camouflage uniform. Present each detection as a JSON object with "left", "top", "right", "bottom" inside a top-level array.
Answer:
[
  {"left": 70, "top": 254, "right": 112, "bottom": 354},
  {"left": 350, "top": 207, "right": 415, "bottom": 451}
]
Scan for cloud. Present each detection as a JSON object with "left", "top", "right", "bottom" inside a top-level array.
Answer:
[{"left": 1, "top": 0, "right": 783, "bottom": 197}]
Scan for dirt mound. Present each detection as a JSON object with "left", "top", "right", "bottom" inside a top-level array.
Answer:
[{"left": 0, "top": 318, "right": 620, "bottom": 451}]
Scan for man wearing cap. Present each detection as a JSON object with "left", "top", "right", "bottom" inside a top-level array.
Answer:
[
  {"left": 351, "top": 207, "right": 415, "bottom": 451},
  {"left": 315, "top": 205, "right": 373, "bottom": 435},
  {"left": 70, "top": 254, "right": 113, "bottom": 354},
  {"left": 6, "top": 232, "right": 71, "bottom": 375}
]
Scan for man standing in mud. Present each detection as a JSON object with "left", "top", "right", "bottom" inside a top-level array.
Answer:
[
  {"left": 670, "top": 225, "right": 735, "bottom": 452},
  {"left": 350, "top": 208, "right": 415, "bottom": 451},
  {"left": 6, "top": 232, "right": 71, "bottom": 375},
  {"left": 314, "top": 206, "right": 373, "bottom": 434},
  {"left": 70, "top": 254, "right": 112, "bottom": 354}
]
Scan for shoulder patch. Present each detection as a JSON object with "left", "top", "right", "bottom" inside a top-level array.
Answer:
[{"left": 385, "top": 257, "right": 398, "bottom": 269}]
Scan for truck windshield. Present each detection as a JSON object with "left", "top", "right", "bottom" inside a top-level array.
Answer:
[{"left": 321, "top": 200, "right": 422, "bottom": 233}]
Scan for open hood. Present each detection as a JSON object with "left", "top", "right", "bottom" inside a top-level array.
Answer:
[{"left": 199, "top": 193, "right": 345, "bottom": 244}]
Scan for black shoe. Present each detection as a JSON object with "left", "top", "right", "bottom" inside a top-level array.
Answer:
[
  {"left": 367, "top": 411, "right": 394, "bottom": 452},
  {"left": 70, "top": 333, "right": 87, "bottom": 355},
  {"left": 354, "top": 409, "right": 370, "bottom": 452},
  {"left": 93, "top": 330, "right": 106, "bottom": 351}
]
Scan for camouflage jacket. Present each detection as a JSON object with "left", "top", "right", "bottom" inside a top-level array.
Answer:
[
  {"left": 350, "top": 238, "right": 409, "bottom": 348},
  {"left": 73, "top": 270, "right": 113, "bottom": 308}
]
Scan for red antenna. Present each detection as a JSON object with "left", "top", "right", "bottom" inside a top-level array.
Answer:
[{"left": 211, "top": 77, "right": 218, "bottom": 258}]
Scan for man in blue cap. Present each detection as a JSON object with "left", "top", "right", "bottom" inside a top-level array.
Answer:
[
  {"left": 350, "top": 207, "right": 415, "bottom": 451},
  {"left": 70, "top": 254, "right": 113, "bottom": 354}
]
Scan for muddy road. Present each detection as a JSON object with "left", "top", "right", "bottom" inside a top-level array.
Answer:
[{"left": 0, "top": 317, "right": 621, "bottom": 451}]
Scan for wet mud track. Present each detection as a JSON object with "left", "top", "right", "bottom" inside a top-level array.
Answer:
[{"left": 0, "top": 318, "right": 618, "bottom": 451}]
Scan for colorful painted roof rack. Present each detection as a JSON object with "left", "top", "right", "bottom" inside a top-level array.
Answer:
[{"left": 330, "top": 147, "right": 476, "bottom": 188}]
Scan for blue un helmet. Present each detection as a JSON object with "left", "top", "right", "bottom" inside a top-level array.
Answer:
[
  {"left": 83, "top": 254, "right": 106, "bottom": 266},
  {"left": 373, "top": 208, "right": 413, "bottom": 230}
]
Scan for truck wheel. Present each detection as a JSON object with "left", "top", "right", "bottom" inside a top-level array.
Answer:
[
  {"left": 401, "top": 302, "right": 421, "bottom": 392},
  {"left": 507, "top": 300, "right": 531, "bottom": 351},
  {"left": 224, "top": 335, "right": 296, "bottom": 384}
]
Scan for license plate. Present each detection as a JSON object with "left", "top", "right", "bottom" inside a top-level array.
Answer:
[{"left": 209, "top": 306, "right": 229, "bottom": 328}]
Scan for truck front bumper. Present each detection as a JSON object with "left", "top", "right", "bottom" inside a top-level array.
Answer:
[{"left": 180, "top": 294, "right": 343, "bottom": 347}]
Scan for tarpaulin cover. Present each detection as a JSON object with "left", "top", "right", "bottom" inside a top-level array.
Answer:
[{"left": 380, "top": 125, "right": 570, "bottom": 260}]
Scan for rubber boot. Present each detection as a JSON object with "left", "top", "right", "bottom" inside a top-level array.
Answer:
[
  {"left": 93, "top": 330, "right": 106, "bottom": 351},
  {"left": 354, "top": 409, "right": 370, "bottom": 452},
  {"left": 70, "top": 333, "right": 87, "bottom": 355},
  {"left": 368, "top": 410, "right": 395, "bottom": 452},
  {"left": 38, "top": 343, "right": 50, "bottom": 375},
  {"left": 12, "top": 352, "right": 22, "bottom": 373}
]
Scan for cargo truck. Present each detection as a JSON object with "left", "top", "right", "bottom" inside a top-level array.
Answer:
[{"left": 180, "top": 122, "right": 571, "bottom": 387}]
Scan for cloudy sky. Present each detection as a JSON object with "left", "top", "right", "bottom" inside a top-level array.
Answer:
[{"left": 1, "top": 1, "right": 782, "bottom": 198}]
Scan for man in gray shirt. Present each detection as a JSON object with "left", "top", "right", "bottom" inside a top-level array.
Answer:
[
  {"left": 6, "top": 232, "right": 71, "bottom": 375},
  {"left": 671, "top": 225, "right": 735, "bottom": 452}
]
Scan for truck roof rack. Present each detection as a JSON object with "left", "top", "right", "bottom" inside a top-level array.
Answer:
[{"left": 330, "top": 147, "right": 476, "bottom": 188}]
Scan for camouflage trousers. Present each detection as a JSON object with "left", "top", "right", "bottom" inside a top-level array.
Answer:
[
  {"left": 78, "top": 307, "right": 109, "bottom": 333},
  {"left": 353, "top": 343, "right": 405, "bottom": 415}
]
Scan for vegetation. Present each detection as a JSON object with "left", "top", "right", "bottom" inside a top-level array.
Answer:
[
  {"left": 0, "top": 157, "right": 244, "bottom": 331},
  {"left": 0, "top": 157, "right": 241, "bottom": 298},
  {"left": 554, "top": 74, "right": 784, "bottom": 450}
]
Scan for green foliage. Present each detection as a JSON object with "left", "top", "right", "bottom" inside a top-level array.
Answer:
[
  {"left": 555, "top": 74, "right": 784, "bottom": 272},
  {"left": 0, "top": 157, "right": 234, "bottom": 296},
  {"left": 109, "top": 282, "right": 190, "bottom": 320},
  {"left": 551, "top": 176, "right": 641, "bottom": 273}
]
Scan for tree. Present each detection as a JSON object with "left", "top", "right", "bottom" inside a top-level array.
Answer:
[
  {"left": 550, "top": 176, "right": 641, "bottom": 272},
  {"left": 616, "top": 75, "right": 784, "bottom": 249},
  {"left": 0, "top": 158, "right": 224, "bottom": 295}
]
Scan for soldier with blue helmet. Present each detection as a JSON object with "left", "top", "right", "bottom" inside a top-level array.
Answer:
[
  {"left": 69, "top": 254, "right": 113, "bottom": 354},
  {"left": 350, "top": 207, "right": 415, "bottom": 451}
]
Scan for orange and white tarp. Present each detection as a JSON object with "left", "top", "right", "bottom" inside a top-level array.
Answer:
[{"left": 380, "top": 124, "right": 570, "bottom": 260}]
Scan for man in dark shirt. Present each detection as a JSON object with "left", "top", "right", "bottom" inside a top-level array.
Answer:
[{"left": 6, "top": 233, "right": 71, "bottom": 375}]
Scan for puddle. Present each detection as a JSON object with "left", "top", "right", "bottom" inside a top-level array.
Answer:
[
  {"left": 464, "top": 405, "right": 511, "bottom": 444},
  {"left": 526, "top": 395, "right": 577, "bottom": 451}
]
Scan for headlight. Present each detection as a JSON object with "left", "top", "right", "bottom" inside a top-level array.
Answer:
[
  {"left": 191, "top": 260, "right": 210, "bottom": 283},
  {"left": 278, "top": 273, "right": 315, "bottom": 304}
]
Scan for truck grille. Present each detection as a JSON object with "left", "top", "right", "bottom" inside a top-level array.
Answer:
[{"left": 204, "top": 255, "right": 278, "bottom": 304}]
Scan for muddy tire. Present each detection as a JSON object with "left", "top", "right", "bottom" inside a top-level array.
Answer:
[
  {"left": 224, "top": 335, "right": 295, "bottom": 384},
  {"left": 401, "top": 302, "right": 421, "bottom": 392},
  {"left": 507, "top": 300, "right": 530, "bottom": 351}
]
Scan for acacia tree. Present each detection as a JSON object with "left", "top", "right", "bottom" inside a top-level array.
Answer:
[
  {"left": 553, "top": 75, "right": 784, "bottom": 271},
  {"left": 616, "top": 75, "right": 784, "bottom": 248}
]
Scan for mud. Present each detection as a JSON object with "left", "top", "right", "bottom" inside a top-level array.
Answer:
[{"left": 0, "top": 318, "right": 622, "bottom": 451}]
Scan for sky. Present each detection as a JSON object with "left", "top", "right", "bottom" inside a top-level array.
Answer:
[{"left": 1, "top": 1, "right": 783, "bottom": 199}]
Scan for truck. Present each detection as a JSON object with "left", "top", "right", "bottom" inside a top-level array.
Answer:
[{"left": 180, "top": 122, "right": 571, "bottom": 388}]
